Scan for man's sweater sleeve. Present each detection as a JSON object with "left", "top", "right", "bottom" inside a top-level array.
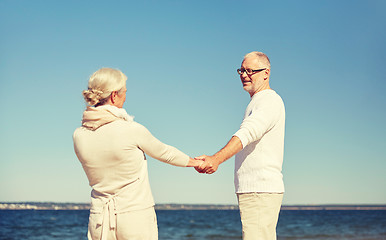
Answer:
[
  {"left": 233, "top": 97, "right": 281, "bottom": 148},
  {"left": 133, "top": 123, "right": 189, "bottom": 167}
]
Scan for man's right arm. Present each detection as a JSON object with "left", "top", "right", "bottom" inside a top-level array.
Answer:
[
  {"left": 195, "top": 136, "right": 243, "bottom": 174},
  {"left": 196, "top": 96, "right": 282, "bottom": 174}
]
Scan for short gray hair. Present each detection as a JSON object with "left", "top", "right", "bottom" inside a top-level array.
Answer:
[
  {"left": 244, "top": 51, "right": 271, "bottom": 69},
  {"left": 82, "top": 68, "right": 127, "bottom": 106}
]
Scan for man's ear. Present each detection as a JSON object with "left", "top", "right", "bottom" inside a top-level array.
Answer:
[{"left": 264, "top": 68, "right": 270, "bottom": 80}]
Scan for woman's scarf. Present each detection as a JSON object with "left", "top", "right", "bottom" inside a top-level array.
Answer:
[{"left": 82, "top": 105, "right": 134, "bottom": 130}]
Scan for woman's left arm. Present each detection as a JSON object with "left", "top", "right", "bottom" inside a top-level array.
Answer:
[{"left": 134, "top": 123, "right": 198, "bottom": 167}]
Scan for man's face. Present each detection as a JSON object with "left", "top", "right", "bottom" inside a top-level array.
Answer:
[{"left": 239, "top": 57, "right": 268, "bottom": 96}]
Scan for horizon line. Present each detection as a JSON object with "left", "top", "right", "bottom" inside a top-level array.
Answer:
[{"left": 1, "top": 201, "right": 386, "bottom": 206}]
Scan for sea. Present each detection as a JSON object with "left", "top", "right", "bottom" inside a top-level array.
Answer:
[{"left": 0, "top": 209, "right": 385, "bottom": 240}]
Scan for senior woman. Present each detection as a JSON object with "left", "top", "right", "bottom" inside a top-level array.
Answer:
[{"left": 73, "top": 68, "right": 202, "bottom": 240}]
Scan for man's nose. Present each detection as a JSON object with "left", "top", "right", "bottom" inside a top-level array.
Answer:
[{"left": 240, "top": 72, "right": 249, "bottom": 79}]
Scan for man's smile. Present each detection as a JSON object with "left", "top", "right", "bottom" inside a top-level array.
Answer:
[{"left": 242, "top": 79, "right": 251, "bottom": 85}]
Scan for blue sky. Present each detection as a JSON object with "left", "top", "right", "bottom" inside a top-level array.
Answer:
[{"left": 1, "top": 0, "right": 385, "bottom": 205}]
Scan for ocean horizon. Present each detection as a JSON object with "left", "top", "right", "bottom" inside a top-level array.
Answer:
[
  {"left": 1, "top": 208, "right": 385, "bottom": 239},
  {"left": 1, "top": 202, "right": 386, "bottom": 210}
]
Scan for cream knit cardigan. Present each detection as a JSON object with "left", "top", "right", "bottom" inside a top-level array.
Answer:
[{"left": 73, "top": 105, "right": 189, "bottom": 230}]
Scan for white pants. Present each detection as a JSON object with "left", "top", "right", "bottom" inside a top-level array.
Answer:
[
  {"left": 237, "top": 193, "right": 283, "bottom": 240},
  {"left": 88, "top": 207, "right": 158, "bottom": 240}
]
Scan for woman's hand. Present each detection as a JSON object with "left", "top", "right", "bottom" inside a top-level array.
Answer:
[{"left": 186, "top": 157, "right": 204, "bottom": 168}]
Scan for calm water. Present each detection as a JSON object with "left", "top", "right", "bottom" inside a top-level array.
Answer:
[{"left": 0, "top": 209, "right": 385, "bottom": 240}]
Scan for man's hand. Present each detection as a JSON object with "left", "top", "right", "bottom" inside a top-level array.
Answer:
[{"left": 194, "top": 155, "right": 220, "bottom": 174}]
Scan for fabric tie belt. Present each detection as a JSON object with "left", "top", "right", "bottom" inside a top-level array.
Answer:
[
  {"left": 100, "top": 196, "right": 117, "bottom": 240},
  {"left": 91, "top": 178, "right": 140, "bottom": 240}
]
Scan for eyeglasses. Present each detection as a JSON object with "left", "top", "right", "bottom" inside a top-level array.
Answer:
[{"left": 237, "top": 68, "right": 266, "bottom": 75}]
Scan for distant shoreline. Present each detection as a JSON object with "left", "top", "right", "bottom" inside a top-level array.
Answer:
[{"left": 1, "top": 202, "right": 386, "bottom": 210}]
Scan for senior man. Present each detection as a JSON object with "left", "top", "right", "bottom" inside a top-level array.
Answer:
[{"left": 196, "top": 51, "right": 285, "bottom": 240}]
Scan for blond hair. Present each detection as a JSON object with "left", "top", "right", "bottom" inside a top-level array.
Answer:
[
  {"left": 244, "top": 51, "right": 271, "bottom": 69},
  {"left": 83, "top": 68, "right": 127, "bottom": 106}
]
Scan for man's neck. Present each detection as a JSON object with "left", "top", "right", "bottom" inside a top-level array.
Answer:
[{"left": 250, "top": 86, "right": 271, "bottom": 97}]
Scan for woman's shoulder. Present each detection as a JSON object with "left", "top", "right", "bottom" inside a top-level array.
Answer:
[
  {"left": 110, "top": 119, "right": 148, "bottom": 132},
  {"left": 73, "top": 120, "right": 150, "bottom": 137},
  {"left": 73, "top": 126, "right": 87, "bottom": 139}
]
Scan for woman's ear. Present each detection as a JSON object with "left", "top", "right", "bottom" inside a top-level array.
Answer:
[{"left": 110, "top": 91, "right": 117, "bottom": 104}]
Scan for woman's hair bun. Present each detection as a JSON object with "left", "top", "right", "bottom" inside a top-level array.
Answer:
[{"left": 83, "top": 88, "right": 104, "bottom": 106}]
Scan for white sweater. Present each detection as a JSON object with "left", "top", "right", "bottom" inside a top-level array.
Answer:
[{"left": 233, "top": 89, "right": 285, "bottom": 193}]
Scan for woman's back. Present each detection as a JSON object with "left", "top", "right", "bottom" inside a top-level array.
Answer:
[{"left": 73, "top": 120, "right": 146, "bottom": 196}]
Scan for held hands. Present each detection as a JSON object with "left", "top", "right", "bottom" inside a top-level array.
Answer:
[
  {"left": 194, "top": 155, "right": 220, "bottom": 174},
  {"left": 191, "top": 137, "right": 242, "bottom": 175},
  {"left": 187, "top": 157, "right": 205, "bottom": 168}
]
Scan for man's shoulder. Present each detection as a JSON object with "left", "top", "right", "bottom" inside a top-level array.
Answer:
[
  {"left": 252, "top": 90, "right": 284, "bottom": 105},
  {"left": 263, "top": 89, "right": 282, "bottom": 98},
  {"left": 270, "top": 90, "right": 284, "bottom": 104}
]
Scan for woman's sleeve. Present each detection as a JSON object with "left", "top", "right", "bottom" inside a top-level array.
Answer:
[{"left": 133, "top": 123, "right": 189, "bottom": 167}]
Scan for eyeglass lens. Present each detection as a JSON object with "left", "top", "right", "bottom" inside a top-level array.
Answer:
[{"left": 237, "top": 68, "right": 252, "bottom": 74}]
